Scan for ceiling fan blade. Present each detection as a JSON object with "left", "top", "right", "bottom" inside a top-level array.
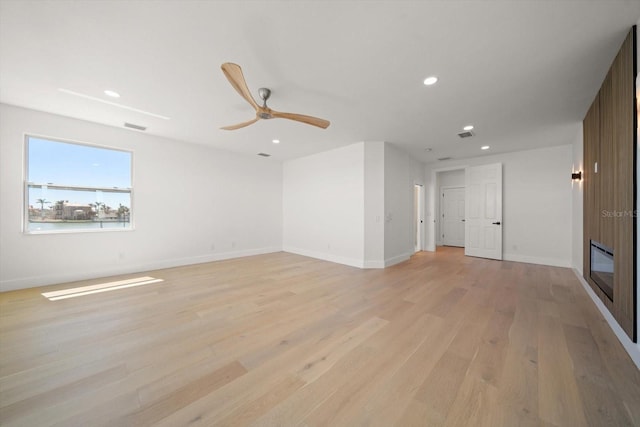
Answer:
[
  {"left": 220, "top": 117, "right": 259, "bottom": 130},
  {"left": 270, "top": 111, "right": 330, "bottom": 129},
  {"left": 221, "top": 63, "right": 259, "bottom": 110}
]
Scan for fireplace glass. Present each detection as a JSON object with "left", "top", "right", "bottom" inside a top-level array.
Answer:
[{"left": 590, "top": 241, "right": 614, "bottom": 301}]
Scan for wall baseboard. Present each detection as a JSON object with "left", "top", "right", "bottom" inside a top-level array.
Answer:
[
  {"left": 385, "top": 253, "right": 411, "bottom": 267},
  {"left": 280, "top": 249, "right": 412, "bottom": 269},
  {"left": 282, "top": 246, "right": 365, "bottom": 269},
  {"left": 363, "top": 260, "right": 385, "bottom": 269},
  {"left": 0, "top": 246, "right": 282, "bottom": 292},
  {"left": 503, "top": 253, "right": 571, "bottom": 268},
  {"left": 572, "top": 269, "right": 640, "bottom": 370}
]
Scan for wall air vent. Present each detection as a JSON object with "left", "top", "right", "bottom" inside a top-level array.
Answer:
[
  {"left": 257, "top": 153, "right": 271, "bottom": 157},
  {"left": 124, "top": 122, "right": 147, "bottom": 131},
  {"left": 457, "top": 131, "right": 474, "bottom": 138},
  {"left": 437, "top": 157, "right": 452, "bottom": 161}
]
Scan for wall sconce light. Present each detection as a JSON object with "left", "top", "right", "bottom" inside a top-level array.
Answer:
[{"left": 571, "top": 171, "right": 582, "bottom": 181}]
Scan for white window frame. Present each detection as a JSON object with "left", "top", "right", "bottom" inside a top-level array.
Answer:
[{"left": 23, "top": 134, "right": 134, "bottom": 234}]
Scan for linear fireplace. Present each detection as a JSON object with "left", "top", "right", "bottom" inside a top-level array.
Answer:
[{"left": 590, "top": 241, "right": 614, "bottom": 301}]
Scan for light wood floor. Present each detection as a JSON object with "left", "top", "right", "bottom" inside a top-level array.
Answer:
[{"left": 1, "top": 248, "right": 639, "bottom": 426}]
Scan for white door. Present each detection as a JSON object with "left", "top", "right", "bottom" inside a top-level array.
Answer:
[
  {"left": 465, "top": 163, "right": 502, "bottom": 260},
  {"left": 442, "top": 187, "right": 465, "bottom": 247}
]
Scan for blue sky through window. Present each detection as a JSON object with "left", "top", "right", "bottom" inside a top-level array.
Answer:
[
  {"left": 28, "top": 137, "right": 131, "bottom": 187},
  {"left": 27, "top": 137, "right": 132, "bottom": 209}
]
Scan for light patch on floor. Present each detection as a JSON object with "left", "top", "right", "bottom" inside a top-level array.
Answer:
[{"left": 42, "top": 276, "right": 164, "bottom": 301}]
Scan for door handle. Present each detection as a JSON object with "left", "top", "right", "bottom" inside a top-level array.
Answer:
[
  {"left": 461, "top": 219, "right": 465, "bottom": 222},
  {"left": 492, "top": 221, "right": 501, "bottom": 225}
]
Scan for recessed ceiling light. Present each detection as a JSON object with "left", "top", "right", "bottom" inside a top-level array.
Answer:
[
  {"left": 481, "top": 145, "right": 490, "bottom": 150},
  {"left": 423, "top": 76, "right": 438, "bottom": 86},
  {"left": 424, "top": 148, "right": 432, "bottom": 152},
  {"left": 104, "top": 90, "right": 120, "bottom": 98},
  {"left": 58, "top": 88, "right": 170, "bottom": 120},
  {"left": 463, "top": 125, "right": 474, "bottom": 131},
  {"left": 272, "top": 139, "right": 280, "bottom": 144}
]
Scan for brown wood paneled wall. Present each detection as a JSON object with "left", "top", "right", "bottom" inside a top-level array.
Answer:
[
  {"left": 583, "top": 94, "right": 600, "bottom": 288},
  {"left": 599, "top": 70, "right": 615, "bottom": 249},
  {"left": 583, "top": 27, "right": 636, "bottom": 341}
]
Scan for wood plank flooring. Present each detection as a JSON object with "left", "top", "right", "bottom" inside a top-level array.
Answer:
[{"left": 1, "top": 247, "right": 639, "bottom": 426}]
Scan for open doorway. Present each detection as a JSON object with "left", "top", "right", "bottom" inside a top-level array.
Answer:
[
  {"left": 441, "top": 187, "right": 465, "bottom": 247},
  {"left": 435, "top": 168, "right": 465, "bottom": 249}
]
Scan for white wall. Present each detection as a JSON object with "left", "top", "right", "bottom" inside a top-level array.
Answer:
[
  {"left": 384, "top": 143, "right": 425, "bottom": 266},
  {"left": 283, "top": 142, "right": 365, "bottom": 267},
  {"left": 439, "top": 169, "right": 465, "bottom": 188},
  {"left": 425, "top": 144, "right": 573, "bottom": 267},
  {"left": 364, "top": 141, "right": 385, "bottom": 267},
  {"left": 571, "top": 126, "right": 584, "bottom": 273},
  {"left": 0, "top": 104, "right": 283, "bottom": 291},
  {"left": 282, "top": 141, "right": 424, "bottom": 269}
]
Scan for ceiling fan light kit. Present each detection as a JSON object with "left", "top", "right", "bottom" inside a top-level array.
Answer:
[{"left": 220, "top": 63, "right": 330, "bottom": 130}]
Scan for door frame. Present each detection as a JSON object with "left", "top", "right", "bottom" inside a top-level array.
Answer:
[
  {"left": 440, "top": 185, "right": 466, "bottom": 247},
  {"left": 426, "top": 166, "right": 468, "bottom": 251},
  {"left": 414, "top": 183, "right": 424, "bottom": 252}
]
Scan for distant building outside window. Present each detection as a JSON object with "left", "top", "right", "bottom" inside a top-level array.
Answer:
[{"left": 25, "top": 136, "right": 133, "bottom": 233}]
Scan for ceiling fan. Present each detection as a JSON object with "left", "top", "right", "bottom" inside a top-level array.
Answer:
[{"left": 220, "top": 62, "right": 330, "bottom": 130}]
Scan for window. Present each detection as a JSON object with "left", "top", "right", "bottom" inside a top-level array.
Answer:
[{"left": 25, "top": 136, "right": 133, "bottom": 233}]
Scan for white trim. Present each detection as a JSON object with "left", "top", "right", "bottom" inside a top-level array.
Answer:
[
  {"left": 0, "top": 246, "right": 282, "bottom": 292},
  {"left": 279, "top": 248, "right": 411, "bottom": 269},
  {"left": 362, "top": 255, "right": 413, "bottom": 268},
  {"left": 364, "top": 260, "right": 385, "bottom": 269},
  {"left": 385, "top": 253, "right": 411, "bottom": 267},
  {"left": 503, "top": 253, "right": 571, "bottom": 268},
  {"left": 282, "top": 246, "right": 364, "bottom": 269},
  {"left": 573, "top": 269, "right": 640, "bottom": 370}
]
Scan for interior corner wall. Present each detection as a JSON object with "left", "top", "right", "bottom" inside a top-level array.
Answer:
[
  {"left": 0, "top": 104, "right": 283, "bottom": 291},
  {"left": 424, "top": 144, "right": 574, "bottom": 268},
  {"left": 571, "top": 126, "right": 584, "bottom": 274},
  {"left": 364, "top": 141, "right": 385, "bottom": 268},
  {"left": 384, "top": 142, "right": 425, "bottom": 266},
  {"left": 282, "top": 142, "right": 366, "bottom": 268}
]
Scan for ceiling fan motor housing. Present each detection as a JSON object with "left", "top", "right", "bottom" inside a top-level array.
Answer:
[{"left": 258, "top": 87, "right": 271, "bottom": 102}]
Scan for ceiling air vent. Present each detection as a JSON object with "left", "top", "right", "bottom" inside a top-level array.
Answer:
[
  {"left": 257, "top": 153, "right": 271, "bottom": 157},
  {"left": 457, "top": 131, "right": 474, "bottom": 138},
  {"left": 124, "top": 122, "right": 147, "bottom": 131},
  {"left": 437, "top": 157, "right": 452, "bottom": 161}
]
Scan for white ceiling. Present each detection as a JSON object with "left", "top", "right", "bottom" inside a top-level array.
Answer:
[{"left": 1, "top": 1, "right": 638, "bottom": 163}]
